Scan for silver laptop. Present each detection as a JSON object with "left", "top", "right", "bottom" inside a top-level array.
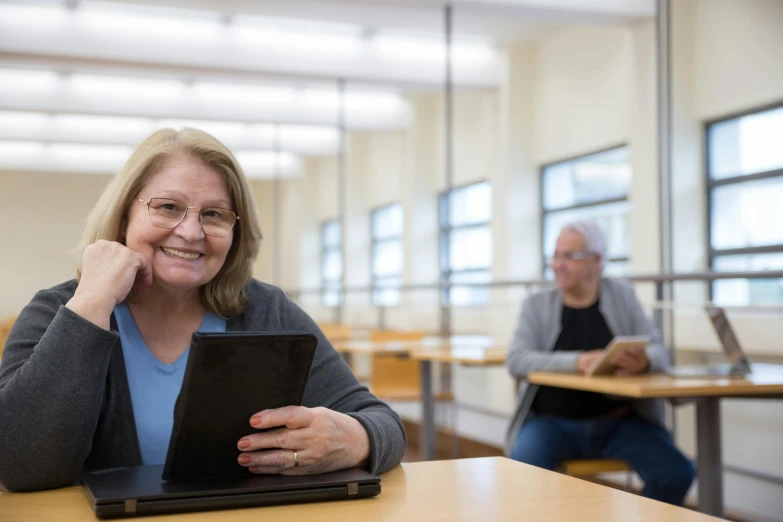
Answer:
[{"left": 666, "top": 306, "right": 752, "bottom": 378}]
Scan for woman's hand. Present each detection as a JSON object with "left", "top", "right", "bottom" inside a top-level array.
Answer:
[
  {"left": 237, "top": 406, "right": 370, "bottom": 475},
  {"left": 66, "top": 240, "right": 152, "bottom": 329}
]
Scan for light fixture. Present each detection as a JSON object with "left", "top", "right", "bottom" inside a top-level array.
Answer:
[
  {"left": 233, "top": 15, "right": 361, "bottom": 54},
  {"left": 0, "top": 140, "right": 46, "bottom": 158},
  {"left": 373, "top": 31, "right": 496, "bottom": 65},
  {"left": 235, "top": 151, "right": 300, "bottom": 178},
  {"left": 0, "top": 68, "right": 60, "bottom": 91},
  {"left": 192, "top": 81, "right": 296, "bottom": 106},
  {"left": 78, "top": 0, "right": 222, "bottom": 39},
  {"left": 156, "top": 119, "right": 250, "bottom": 143},
  {"left": 69, "top": 73, "right": 184, "bottom": 100}
]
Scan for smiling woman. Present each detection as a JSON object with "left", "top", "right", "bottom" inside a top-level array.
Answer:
[{"left": 0, "top": 128, "right": 406, "bottom": 492}]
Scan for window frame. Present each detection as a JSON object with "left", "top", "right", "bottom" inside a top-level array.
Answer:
[
  {"left": 320, "top": 218, "right": 342, "bottom": 306},
  {"left": 539, "top": 144, "right": 631, "bottom": 276},
  {"left": 438, "top": 180, "right": 493, "bottom": 306},
  {"left": 705, "top": 101, "right": 783, "bottom": 302},
  {"left": 370, "top": 202, "right": 404, "bottom": 307}
]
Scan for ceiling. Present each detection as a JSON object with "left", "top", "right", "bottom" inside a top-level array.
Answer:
[{"left": 0, "top": 0, "right": 654, "bottom": 177}]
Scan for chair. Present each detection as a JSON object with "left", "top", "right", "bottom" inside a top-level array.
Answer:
[
  {"left": 0, "top": 314, "right": 17, "bottom": 359},
  {"left": 318, "top": 323, "right": 353, "bottom": 342},
  {"left": 562, "top": 459, "right": 633, "bottom": 488},
  {"left": 369, "top": 330, "right": 426, "bottom": 401}
]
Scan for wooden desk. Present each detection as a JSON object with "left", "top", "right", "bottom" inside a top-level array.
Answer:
[
  {"left": 409, "top": 343, "right": 508, "bottom": 461},
  {"left": 0, "top": 457, "right": 721, "bottom": 522},
  {"left": 528, "top": 363, "right": 783, "bottom": 518}
]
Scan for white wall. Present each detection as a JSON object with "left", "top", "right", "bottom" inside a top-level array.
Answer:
[{"left": 0, "top": 171, "right": 111, "bottom": 318}]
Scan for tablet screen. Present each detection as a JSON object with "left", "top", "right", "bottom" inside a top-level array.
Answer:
[{"left": 162, "top": 332, "right": 317, "bottom": 481}]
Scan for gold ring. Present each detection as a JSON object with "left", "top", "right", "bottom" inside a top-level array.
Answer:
[{"left": 293, "top": 451, "right": 299, "bottom": 467}]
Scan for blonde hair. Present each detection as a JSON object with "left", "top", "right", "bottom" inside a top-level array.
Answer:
[{"left": 76, "top": 128, "right": 263, "bottom": 317}]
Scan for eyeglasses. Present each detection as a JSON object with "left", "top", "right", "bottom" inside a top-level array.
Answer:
[
  {"left": 550, "top": 251, "right": 596, "bottom": 262},
  {"left": 137, "top": 198, "right": 239, "bottom": 237}
]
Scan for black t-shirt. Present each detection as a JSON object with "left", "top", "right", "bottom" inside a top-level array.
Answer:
[{"left": 530, "top": 297, "right": 630, "bottom": 419}]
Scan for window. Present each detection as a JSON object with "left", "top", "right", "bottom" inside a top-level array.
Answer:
[
  {"left": 541, "top": 146, "right": 631, "bottom": 278},
  {"left": 707, "top": 104, "right": 783, "bottom": 306},
  {"left": 439, "top": 181, "right": 492, "bottom": 306},
  {"left": 320, "top": 219, "right": 342, "bottom": 306},
  {"left": 371, "top": 203, "right": 404, "bottom": 306}
]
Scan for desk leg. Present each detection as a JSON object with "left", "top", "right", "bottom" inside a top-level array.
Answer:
[
  {"left": 696, "top": 397, "right": 723, "bottom": 517},
  {"left": 341, "top": 352, "right": 353, "bottom": 370},
  {"left": 420, "top": 360, "right": 435, "bottom": 461}
]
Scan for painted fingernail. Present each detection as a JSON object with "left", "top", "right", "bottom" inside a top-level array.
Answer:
[
  {"left": 238, "top": 455, "right": 251, "bottom": 465},
  {"left": 238, "top": 438, "right": 250, "bottom": 450},
  {"left": 250, "top": 415, "right": 262, "bottom": 427}
]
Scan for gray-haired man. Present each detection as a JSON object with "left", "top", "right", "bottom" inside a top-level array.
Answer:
[{"left": 505, "top": 220, "right": 694, "bottom": 505}]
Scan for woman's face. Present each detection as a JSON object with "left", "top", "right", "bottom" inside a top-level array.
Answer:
[{"left": 124, "top": 155, "right": 235, "bottom": 294}]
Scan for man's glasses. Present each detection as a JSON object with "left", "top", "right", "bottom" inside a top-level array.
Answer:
[
  {"left": 138, "top": 198, "right": 239, "bottom": 237},
  {"left": 549, "top": 251, "right": 597, "bottom": 263}
]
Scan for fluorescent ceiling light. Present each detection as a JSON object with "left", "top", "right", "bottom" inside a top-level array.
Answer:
[
  {"left": 374, "top": 32, "right": 496, "bottom": 65},
  {"left": 234, "top": 15, "right": 360, "bottom": 53},
  {"left": 236, "top": 151, "right": 299, "bottom": 177},
  {"left": 0, "top": 111, "right": 50, "bottom": 131},
  {"left": 55, "top": 114, "right": 153, "bottom": 135},
  {"left": 0, "top": 3, "right": 67, "bottom": 28},
  {"left": 0, "top": 140, "right": 46, "bottom": 158},
  {"left": 192, "top": 82, "right": 296, "bottom": 106},
  {"left": 48, "top": 143, "right": 133, "bottom": 163},
  {"left": 157, "top": 119, "right": 250, "bottom": 144},
  {"left": 0, "top": 68, "right": 60, "bottom": 91},
  {"left": 279, "top": 125, "right": 339, "bottom": 144},
  {"left": 69, "top": 74, "right": 184, "bottom": 100},
  {"left": 78, "top": 0, "right": 221, "bottom": 39},
  {"left": 301, "top": 88, "right": 406, "bottom": 115}
]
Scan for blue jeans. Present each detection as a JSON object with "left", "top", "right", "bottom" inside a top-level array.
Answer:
[{"left": 510, "top": 414, "right": 695, "bottom": 506}]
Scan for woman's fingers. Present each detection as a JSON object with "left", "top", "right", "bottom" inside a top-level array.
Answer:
[
  {"left": 238, "top": 427, "right": 308, "bottom": 452},
  {"left": 249, "top": 406, "right": 316, "bottom": 430}
]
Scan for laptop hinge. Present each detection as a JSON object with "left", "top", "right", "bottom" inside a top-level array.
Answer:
[
  {"left": 124, "top": 499, "right": 138, "bottom": 514},
  {"left": 347, "top": 483, "right": 359, "bottom": 496}
]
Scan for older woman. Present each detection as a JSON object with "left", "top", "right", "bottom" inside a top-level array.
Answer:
[
  {"left": 505, "top": 221, "right": 694, "bottom": 506},
  {"left": 0, "top": 128, "right": 406, "bottom": 492}
]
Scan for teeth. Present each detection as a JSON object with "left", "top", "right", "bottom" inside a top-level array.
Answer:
[{"left": 161, "top": 247, "right": 200, "bottom": 259}]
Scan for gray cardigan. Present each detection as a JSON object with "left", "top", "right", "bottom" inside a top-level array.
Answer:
[
  {"left": 505, "top": 277, "right": 669, "bottom": 454},
  {"left": 0, "top": 279, "right": 406, "bottom": 492}
]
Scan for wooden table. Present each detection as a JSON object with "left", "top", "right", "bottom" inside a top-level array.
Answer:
[
  {"left": 410, "top": 343, "right": 508, "bottom": 461},
  {"left": 333, "top": 337, "right": 506, "bottom": 461},
  {"left": 0, "top": 457, "right": 722, "bottom": 521},
  {"left": 528, "top": 363, "right": 783, "bottom": 518}
]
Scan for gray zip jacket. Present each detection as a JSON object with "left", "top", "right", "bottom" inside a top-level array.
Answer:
[
  {"left": 0, "top": 279, "right": 406, "bottom": 492},
  {"left": 505, "top": 277, "right": 669, "bottom": 454}
]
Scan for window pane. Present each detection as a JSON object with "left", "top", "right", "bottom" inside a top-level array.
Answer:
[
  {"left": 449, "top": 270, "right": 491, "bottom": 306},
  {"left": 711, "top": 177, "right": 783, "bottom": 250},
  {"left": 321, "top": 220, "right": 341, "bottom": 248},
  {"left": 447, "top": 182, "right": 491, "bottom": 226},
  {"left": 322, "top": 250, "right": 342, "bottom": 281},
  {"left": 713, "top": 253, "right": 783, "bottom": 306},
  {"left": 449, "top": 226, "right": 492, "bottom": 271},
  {"left": 543, "top": 201, "right": 630, "bottom": 260},
  {"left": 709, "top": 107, "right": 783, "bottom": 180},
  {"left": 543, "top": 147, "right": 631, "bottom": 210},
  {"left": 373, "top": 276, "right": 402, "bottom": 307},
  {"left": 372, "top": 240, "right": 403, "bottom": 277},
  {"left": 322, "top": 285, "right": 342, "bottom": 307},
  {"left": 372, "top": 204, "right": 403, "bottom": 240}
]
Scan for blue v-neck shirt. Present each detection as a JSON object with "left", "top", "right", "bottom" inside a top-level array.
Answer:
[{"left": 114, "top": 302, "right": 226, "bottom": 465}]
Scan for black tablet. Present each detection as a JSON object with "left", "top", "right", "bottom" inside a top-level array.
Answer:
[{"left": 162, "top": 332, "right": 318, "bottom": 482}]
